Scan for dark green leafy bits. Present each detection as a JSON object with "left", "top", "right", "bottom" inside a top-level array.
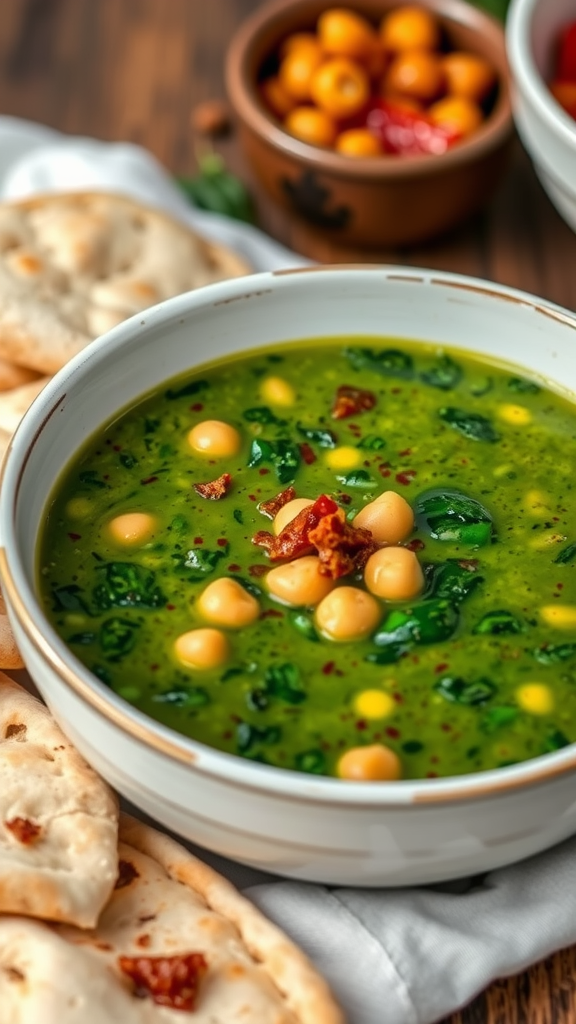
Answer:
[
  {"left": 295, "top": 749, "right": 326, "bottom": 774},
  {"left": 421, "top": 355, "right": 463, "bottom": 391},
  {"left": 416, "top": 489, "right": 494, "bottom": 547},
  {"left": 435, "top": 675, "right": 497, "bottom": 706},
  {"left": 473, "top": 610, "right": 523, "bottom": 635},
  {"left": 438, "top": 407, "right": 500, "bottom": 443}
]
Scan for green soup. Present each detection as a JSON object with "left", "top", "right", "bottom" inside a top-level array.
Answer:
[{"left": 38, "top": 338, "right": 576, "bottom": 781}]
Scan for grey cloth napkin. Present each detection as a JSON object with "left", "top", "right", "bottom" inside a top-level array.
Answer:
[{"left": 4, "top": 120, "right": 575, "bottom": 1024}]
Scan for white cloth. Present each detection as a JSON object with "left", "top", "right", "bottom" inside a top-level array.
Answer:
[{"left": 3, "top": 117, "right": 574, "bottom": 1024}]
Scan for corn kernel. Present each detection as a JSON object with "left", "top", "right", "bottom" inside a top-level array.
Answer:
[
  {"left": 260, "top": 376, "right": 296, "bottom": 406},
  {"left": 540, "top": 605, "right": 576, "bottom": 629},
  {"left": 325, "top": 446, "right": 362, "bottom": 471},
  {"left": 516, "top": 683, "right": 554, "bottom": 715},
  {"left": 498, "top": 403, "right": 532, "bottom": 426},
  {"left": 353, "top": 689, "right": 395, "bottom": 719}
]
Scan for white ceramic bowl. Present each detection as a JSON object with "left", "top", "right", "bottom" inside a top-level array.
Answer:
[
  {"left": 3, "top": 266, "right": 576, "bottom": 887},
  {"left": 507, "top": 0, "right": 576, "bottom": 232}
]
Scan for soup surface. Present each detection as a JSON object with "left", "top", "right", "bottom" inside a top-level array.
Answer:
[{"left": 38, "top": 338, "right": 576, "bottom": 781}]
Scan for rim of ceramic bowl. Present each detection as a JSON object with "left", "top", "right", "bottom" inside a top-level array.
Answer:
[
  {"left": 507, "top": 0, "right": 576, "bottom": 145},
  {"left": 3, "top": 265, "right": 576, "bottom": 808},
  {"left": 226, "top": 0, "right": 513, "bottom": 180}
]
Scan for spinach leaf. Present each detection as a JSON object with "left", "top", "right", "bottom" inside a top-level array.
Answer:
[
  {"left": 264, "top": 663, "right": 306, "bottom": 704},
  {"left": 296, "top": 423, "right": 338, "bottom": 448},
  {"left": 367, "top": 599, "right": 459, "bottom": 663},
  {"left": 336, "top": 469, "right": 376, "bottom": 489},
  {"left": 421, "top": 355, "right": 462, "bottom": 391},
  {"left": 152, "top": 686, "right": 210, "bottom": 708},
  {"left": 416, "top": 489, "right": 494, "bottom": 547},
  {"left": 344, "top": 346, "right": 414, "bottom": 379},
  {"left": 507, "top": 376, "right": 540, "bottom": 395},
  {"left": 554, "top": 542, "right": 576, "bottom": 565},
  {"left": 177, "top": 546, "right": 227, "bottom": 580},
  {"left": 402, "top": 740, "right": 424, "bottom": 754},
  {"left": 119, "top": 452, "right": 138, "bottom": 469},
  {"left": 544, "top": 729, "right": 571, "bottom": 752},
  {"left": 356, "top": 434, "right": 386, "bottom": 451},
  {"left": 165, "top": 379, "right": 208, "bottom": 400},
  {"left": 289, "top": 611, "right": 320, "bottom": 642},
  {"left": 233, "top": 508, "right": 244, "bottom": 525},
  {"left": 480, "top": 706, "right": 518, "bottom": 733},
  {"left": 439, "top": 407, "right": 500, "bottom": 443},
  {"left": 296, "top": 749, "right": 326, "bottom": 774},
  {"left": 236, "top": 722, "right": 282, "bottom": 753},
  {"left": 78, "top": 469, "right": 106, "bottom": 489},
  {"left": 100, "top": 617, "right": 139, "bottom": 660},
  {"left": 229, "top": 575, "right": 262, "bottom": 598},
  {"left": 435, "top": 675, "right": 497, "bottom": 706},
  {"left": 473, "top": 610, "right": 523, "bottom": 635},
  {"left": 92, "top": 562, "right": 166, "bottom": 610},
  {"left": 248, "top": 438, "right": 301, "bottom": 484},
  {"left": 243, "top": 406, "right": 287, "bottom": 426},
  {"left": 67, "top": 631, "right": 96, "bottom": 645},
  {"left": 246, "top": 688, "right": 269, "bottom": 711},
  {"left": 425, "top": 560, "right": 484, "bottom": 603},
  {"left": 532, "top": 643, "right": 576, "bottom": 665},
  {"left": 52, "top": 584, "right": 90, "bottom": 614}
]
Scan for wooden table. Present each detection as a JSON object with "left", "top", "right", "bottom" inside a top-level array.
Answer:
[{"left": 1, "top": 1, "right": 576, "bottom": 1021}]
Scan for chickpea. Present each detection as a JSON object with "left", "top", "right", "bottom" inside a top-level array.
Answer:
[
  {"left": 441, "top": 52, "right": 496, "bottom": 103},
  {"left": 315, "top": 586, "right": 381, "bottom": 641},
  {"left": 198, "top": 577, "right": 260, "bottom": 629},
  {"left": 337, "top": 743, "right": 402, "bottom": 781},
  {"left": 279, "top": 45, "right": 323, "bottom": 102},
  {"left": 108, "top": 512, "right": 157, "bottom": 547},
  {"left": 273, "top": 497, "right": 314, "bottom": 535},
  {"left": 66, "top": 497, "right": 92, "bottom": 520},
  {"left": 353, "top": 490, "right": 414, "bottom": 544},
  {"left": 261, "top": 75, "right": 296, "bottom": 119},
  {"left": 174, "top": 628, "right": 230, "bottom": 670},
  {"left": 428, "top": 96, "right": 483, "bottom": 137},
  {"left": 310, "top": 58, "right": 370, "bottom": 119},
  {"left": 284, "top": 106, "right": 337, "bottom": 148},
  {"left": 188, "top": 419, "right": 241, "bottom": 458},
  {"left": 384, "top": 49, "right": 445, "bottom": 102},
  {"left": 317, "top": 8, "right": 377, "bottom": 60},
  {"left": 280, "top": 32, "right": 322, "bottom": 58},
  {"left": 336, "top": 128, "right": 383, "bottom": 157},
  {"left": 267, "top": 555, "right": 335, "bottom": 607},
  {"left": 380, "top": 6, "right": 440, "bottom": 53},
  {"left": 364, "top": 546, "right": 424, "bottom": 601},
  {"left": 260, "top": 375, "right": 296, "bottom": 407}
]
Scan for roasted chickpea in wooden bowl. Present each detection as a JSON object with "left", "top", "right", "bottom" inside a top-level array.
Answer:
[{"left": 226, "top": 0, "right": 513, "bottom": 247}]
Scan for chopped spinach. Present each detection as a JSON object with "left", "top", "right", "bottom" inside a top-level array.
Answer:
[
  {"left": 289, "top": 611, "right": 320, "bottom": 642},
  {"left": 544, "top": 729, "right": 571, "bottom": 752},
  {"left": 356, "top": 434, "right": 386, "bottom": 451},
  {"left": 233, "top": 508, "right": 244, "bottom": 525},
  {"left": 296, "top": 423, "right": 338, "bottom": 448},
  {"left": 52, "top": 584, "right": 90, "bottom": 614},
  {"left": 480, "top": 706, "right": 518, "bottom": 733},
  {"left": 152, "top": 687, "right": 210, "bottom": 708},
  {"left": 336, "top": 469, "right": 376, "bottom": 489},
  {"left": 119, "top": 452, "right": 138, "bottom": 469},
  {"left": 165, "top": 379, "right": 208, "bottom": 400},
  {"left": 532, "top": 643, "right": 576, "bottom": 665},
  {"left": 92, "top": 563, "right": 166, "bottom": 610},
  {"left": 243, "top": 406, "right": 287, "bottom": 426},
  {"left": 424, "top": 559, "right": 484, "bottom": 603},
  {"left": 296, "top": 749, "right": 326, "bottom": 774},
  {"left": 435, "top": 675, "right": 497, "bottom": 706},
  {"left": 439, "top": 407, "right": 500, "bottom": 443},
  {"left": 248, "top": 438, "right": 301, "bottom": 484},
  {"left": 177, "top": 546, "right": 228, "bottom": 580},
  {"left": 473, "top": 610, "right": 523, "bottom": 635},
  {"left": 246, "top": 688, "right": 269, "bottom": 711},
  {"left": 421, "top": 355, "right": 462, "bottom": 391},
  {"left": 236, "top": 722, "right": 282, "bottom": 752},
  {"left": 67, "top": 631, "right": 96, "bottom": 645},
  {"left": 508, "top": 376, "right": 540, "bottom": 395},
  {"left": 100, "top": 617, "right": 140, "bottom": 660},
  {"left": 264, "top": 663, "right": 306, "bottom": 704},
  {"left": 78, "top": 470, "right": 106, "bottom": 489},
  {"left": 554, "top": 542, "right": 576, "bottom": 565},
  {"left": 416, "top": 489, "right": 494, "bottom": 547},
  {"left": 344, "top": 346, "right": 414, "bottom": 379},
  {"left": 368, "top": 599, "right": 459, "bottom": 663}
]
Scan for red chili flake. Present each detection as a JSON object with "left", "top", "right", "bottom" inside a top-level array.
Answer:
[
  {"left": 258, "top": 486, "right": 296, "bottom": 520},
  {"left": 309, "top": 508, "right": 378, "bottom": 578},
  {"left": 385, "top": 726, "right": 400, "bottom": 739},
  {"left": 68, "top": 532, "right": 81, "bottom": 541},
  {"left": 115, "top": 859, "right": 140, "bottom": 890},
  {"left": 426, "top": 771, "right": 439, "bottom": 778},
  {"left": 356, "top": 719, "right": 368, "bottom": 731},
  {"left": 248, "top": 494, "right": 257, "bottom": 501},
  {"left": 392, "top": 692, "right": 404, "bottom": 703},
  {"left": 406, "top": 538, "right": 425, "bottom": 552},
  {"left": 396, "top": 470, "right": 417, "bottom": 486},
  {"left": 331, "top": 385, "right": 377, "bottom": 420},
  {"left": 258, "top": 468, "right": 270, "bottom": 476},
  {"left": 228, "top": 563, "right": 241, "bottom": 572},
  {"left": 252, "top": 494, "right": 338, "bottom": 562},
  {"left": 322, "top": 661, "right": 336, "bottom": 675},
  {"left": 217, "top": 538, "right": 228, "bottom": 547},
  {"left": 118, "top": 953, "right": 208, "bottom": 1011},
  {"left": 441, "top": 723, "right": 452, "bottom": 732},
  {"left": 435, "top": 663, "right": 449, "bottom": 674},
  {"left": 150, "top": 664, "right": 159, "bottom": 672},
  {"left": 398, "top": 448, "right": 412, "bottom": 457},
  {"left": 557, "top": 583, "right": 564, "bottom": 590},
  {"left": 113, "top": 444, "right": 122, "bottom": 452},
  {"left": 248, "top": 563, "right": 270, "bottom": 577},
  {"left": 166, "top": 604, "right": 176, "bottom": 611},
  {"left": 260, "top": 608, "right": 284, "bottom": 619},
  {"left": 190, "top": 402, "right": 204, "bottom": 412},
  {"left": 299, "top": 442, "right": 317, "bottom": 465},
  {"left": 194, "top": 537, "right": 203, "bottom": 545},
  {"left": 222, "top": 730, "right": 232, "bottom": 740},
  {"left": 336, "top": 492, "right": 352, "bottom": 505},
  {"left": 194, "top": 473, "right": 232, "bottom": 501},
  {"left": 141, "top": 476, "right": 158, "bottom": 486},
  {"left": 391, "top": 387, "right": 402, "bottom": 394},
  {"left": 5, "top": 817, "right": 41, "bottom": 845}
]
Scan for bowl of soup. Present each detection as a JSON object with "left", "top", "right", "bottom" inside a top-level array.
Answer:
[{"left": 3, "top": 266, "right": 576, "bottom": 886}]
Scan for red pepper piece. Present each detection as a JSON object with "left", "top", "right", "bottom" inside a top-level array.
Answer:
[
  {"left": 118, "top": 953, "right": 208, "bottom": 1011},
  {"left": 258, "top": 485, "right": 296, "bottom": 520},
  {"left": 365, "top": 100, "right": 461, "bottom": 156},
  {"left": 332, "top": 385, "right": 377, "bottom": 420},
  {"left": 252, "top": 493, "right": 338, "bottom": 561},
  {"left": 557, "top": 21, "right": 576, "bottom": 81},
  {"left": 308, "top": 508, "right": 378, "bottom": 578},
  {"left": 193, "top": 473, "right": 232, "bottom": 500}
]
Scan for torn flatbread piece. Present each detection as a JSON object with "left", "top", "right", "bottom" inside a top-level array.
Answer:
[
  {"left": 0, "top": 673, "right": 118, "bottom": 926},
  {"left": 0, "top": 814, "right": 344, "bottom": 1023},
  {"left": 0, "top": 592, "right": 23, "bottom": 669},
  {"left": 0, "top": 191, "right": 251, "bottom": 373}
]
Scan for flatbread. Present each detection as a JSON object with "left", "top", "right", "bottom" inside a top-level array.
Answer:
[
  {"left": 0, "top": 593, "right": 24, "bottom": 669},
  {"left": 0, "top": 191, "right": 251, "bottom": 373},
  {"left": 0, "top": 374, "right": 50, "bottom": 434},
  {"left": 0, "top": 813, "right": 344, "bottom": 1023},
  {"left": 0, "top": 673, "right": 118, "bottom": 927}
]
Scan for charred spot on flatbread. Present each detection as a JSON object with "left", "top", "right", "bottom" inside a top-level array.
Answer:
[{"left": 115, "top": 858, "right": 140, "bottom": 890}]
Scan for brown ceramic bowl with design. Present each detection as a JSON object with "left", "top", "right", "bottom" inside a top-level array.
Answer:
[{"left": 226, "top": 0, "right": 514, "bottom": 247}]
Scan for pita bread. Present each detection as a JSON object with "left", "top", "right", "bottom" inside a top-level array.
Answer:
[
  {"left": 0, "top": 191, "right": 251, "bottom": 373},
  {"left": 0, "top": 814, "right": 344, "bottom": 1023},
  {"left": 0, "top": 374, "right": 50, "bottom": 434},
  {"left": 0, "top": 593, "right": 23, "bottom": 669},
  {"left": 0, "top": 673, "right": 118, "bottom": 927}
]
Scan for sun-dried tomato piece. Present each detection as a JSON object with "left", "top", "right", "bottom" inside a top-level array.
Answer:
[
  {"left": 258, "top": 485, "right": 296, "bottom": 520},
  {"left": 119, "top": 953, "right": 208, "bottom": 1011},
  {"left": 331, "top": 385, "right": 377, "bottom": 420},
  {"left": 299, "top": 442, "right": 317, "bottom": 465},
  {"left": 193, "top": 473, "right": 231, "bottom": 500},
  {"left": 252, "top": 494, "right": 338, "bottom": 562},
  {"left": 5, "top": 817, "right": 41, "bottom": 845},
  {"left": 308, "top": 508, "right": 378, "bottom": 578}
]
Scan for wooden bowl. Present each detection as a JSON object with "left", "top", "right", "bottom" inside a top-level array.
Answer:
[{"left": 226, "top": 0, "right": 514, "bottom": 248}]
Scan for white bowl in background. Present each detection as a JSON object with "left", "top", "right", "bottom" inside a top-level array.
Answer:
[
  {"left": 507, "top": 0, "right": 576, "bottom": 233},
  {"left": 3, "top": 266, "right": 576, "bottom": 887}
]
